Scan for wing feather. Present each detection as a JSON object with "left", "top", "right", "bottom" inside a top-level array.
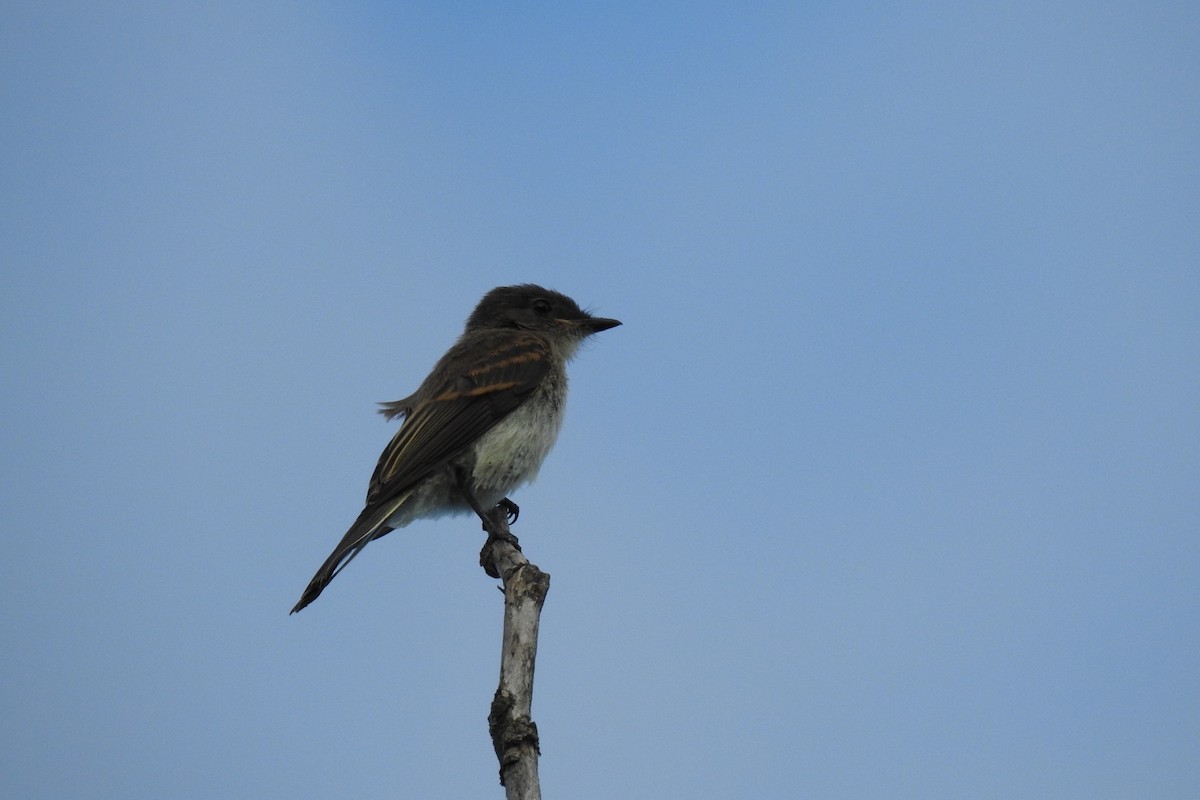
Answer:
[{"left": 366, "top": 331, "right": 552, "bottom": 504}]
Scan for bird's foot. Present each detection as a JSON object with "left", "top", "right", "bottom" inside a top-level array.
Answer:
[
  {"left": 479, "top": 505, "right": 521, "bottom": 579},
  {"left": 497, "top": 497, "right": 519, "bottom": 525}
]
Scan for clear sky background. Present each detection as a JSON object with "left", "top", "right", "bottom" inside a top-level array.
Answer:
[{"left": 2, "top": 3, "right": 1197, "bottom": 798}]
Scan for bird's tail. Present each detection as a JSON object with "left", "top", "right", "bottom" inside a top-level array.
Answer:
[{"left": 290, "top": 495, "right": 408, "bottom": 614}]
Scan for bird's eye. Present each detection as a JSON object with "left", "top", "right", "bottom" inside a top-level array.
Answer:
[{"left": 532, "top": 298, "right": 552, "bottom": 314}]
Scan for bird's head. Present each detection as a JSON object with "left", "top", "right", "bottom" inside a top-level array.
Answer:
[{"left": 466, "top": 284, "right": 621, "bottom": 344}]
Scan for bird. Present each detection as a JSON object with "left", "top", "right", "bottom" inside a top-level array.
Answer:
[{"left": 290, "top": 284, "right": 620, "bottom": 613}]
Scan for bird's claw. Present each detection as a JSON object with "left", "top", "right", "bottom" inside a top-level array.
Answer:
[{"left": 497, "top": 498, "right": 519, "bottom": 525}]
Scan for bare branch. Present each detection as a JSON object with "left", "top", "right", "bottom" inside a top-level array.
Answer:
[{"left": 480, "top": 510, "right": 550, "bottom": 800}]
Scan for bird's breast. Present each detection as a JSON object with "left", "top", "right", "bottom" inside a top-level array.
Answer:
[{"left": 470, "top": 372, "right": 567, "bottom": 497}]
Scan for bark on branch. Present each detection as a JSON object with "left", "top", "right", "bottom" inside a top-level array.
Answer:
[{"left": 479, "top": 510, "right": 550, "bottom": 800}]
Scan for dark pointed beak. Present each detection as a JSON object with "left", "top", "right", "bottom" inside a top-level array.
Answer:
[{"left": 583, "top": 316, "right": 621, "bottom": 334}]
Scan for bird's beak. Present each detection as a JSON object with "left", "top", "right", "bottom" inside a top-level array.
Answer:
[{"left": 582, "top": 316, "right": 621, "bottom": 334}]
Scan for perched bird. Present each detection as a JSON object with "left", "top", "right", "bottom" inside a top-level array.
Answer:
[{"left": 291, "top": 284, "right": 620, "bottom": 613}]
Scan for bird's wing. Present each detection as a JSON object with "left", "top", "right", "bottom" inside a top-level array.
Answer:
[
  {"left": 290, "top": 331, "right": 552, "bottom": 614},
  {"left": 365, "top": 330, "right": 552, "bottom": 505}
]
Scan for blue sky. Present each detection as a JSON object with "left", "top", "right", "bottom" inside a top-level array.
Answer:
[{"left": 2, "top": 3, "right": 1197, "bottom": 798}]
